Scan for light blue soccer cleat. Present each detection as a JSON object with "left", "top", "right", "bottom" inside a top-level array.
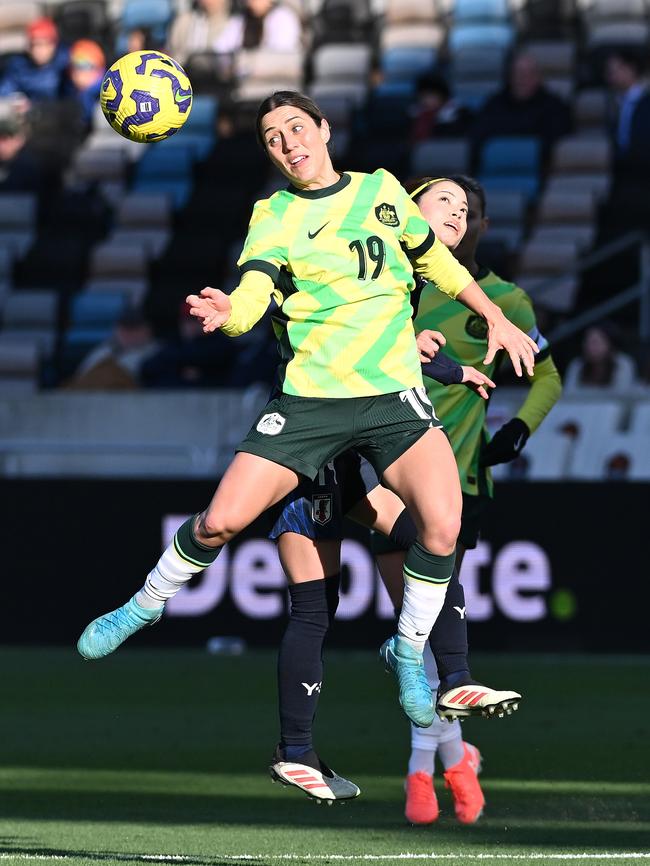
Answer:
[
  {"left": 380, "top": 634, "right": 434, "bottom": 728},
  {"left": 77, "top": 595, "right": 164, "bottom": 660}
]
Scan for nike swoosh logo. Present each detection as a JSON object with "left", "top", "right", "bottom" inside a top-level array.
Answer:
[{"left": 308, "top": 222, "right": 329, "bottom": 239}]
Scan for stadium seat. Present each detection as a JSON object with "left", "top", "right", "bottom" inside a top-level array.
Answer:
[
  {"left": 568, "top": 432, "right": 650, "bottom": 480},
  {"left": 450, "top": 44, "right": 509, "bottom": 82},
  {"left": 586, "top": 20, "right": 650, "bottom": 50},
  {"left": 551, "top": 135, "right": 611, "bottom": 175},
  {"left": 448, "top": 23, "right": 516, "bottom": 54},
  {"left": 0, "top": 1, "right": 40, "bottom": 32},
  {"left": 133, "top": 145, "right": 194, "bottom": 181},
  {"left": 312, "top": 44, "right": 372, "bottom": 83},
  {"left": 88, "top": 242, "right": 149, "bottom": 283},
  {"left": 586, "top": 0, "right": 647, "bottom": 20},
  {"left": 523, "top": 40, "right": 576, "bottom": 78},
  {"left": 454, "top": 80, "right": 501, "bottom": 110},
  {"left": 182, "top": 95, "right": 218, "bottom": 134},
  {"left": 491, "top": 430, "right": 574, "bottom": 481},
  {"left": 410, "top": 138, "right": 471, "bottom": 177},
  {"left": 0, "top": 336, "right": 39, "bottom": 394},
  {"left": 540, "top": 399, "right": 625, "bottom": 440},
  {"left": 514, "top": 239, "right": 580, "bottom": 311},
  {"left": 235, "top": 49, "right": 304, "bottom": 102},
  {"left": 382, "top": 0, "right": 445, "bottom": 50},
  {"left": 82, "top": 279, "right": 148, "bottom": 306},
  {"left": 380, "top": 46, "right": 437, "bottom": 82},
  {"left": 485, "top": 190, "right": 527, "bottom": 225},
  {"left": 384, "top": 0, "right": 439, "bottom": 24},
  {"left": 536, "top": 189, "right": 597, "bottom": 226},
  {"left": 365, "top": 85, "right": 414, "bottom": 135},
  {"left": 0, "top": 193, "right": 36, "bottom": 231},
  {"left": 479, "top": 136, "right": 541, "bottom": 200},
  {"left": 120, "top": 0, "right": 173, "bottom": 38},
  {"left": 452, "top": 0, "right": 511, "bottom": 22},
  {"left": 574, "top": 88, "right": 609, "bottom": 135},
  {"left": 381, "top": 23, "right": 446, "bottom": 49},
  {"left": 309, "top": 81, "right": 368, "bottom": 107},
  {"left": 1, "top": 290, "right": 58, "bottom": 356},
  {"left": 70, "top": 148, "right": 128, "bottom": 185},
  {"left": 629, "top": 401, "right": 650, "bottom": 436},
  {"left": 69, "top": 293, "right": 128, "bottom": 329},
  {"left": 529, "top": 224, "right": 595, "bottom": 252},
  {"left": 115, "top": 193, "right": 172, "bottom": 229},
  {"left": 108, "top": 229, "right": 170, "bottom": 259}
]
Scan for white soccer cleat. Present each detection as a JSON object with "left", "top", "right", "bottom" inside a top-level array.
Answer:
[
  {"left": 269, "top": 746, "right": 360, "bottom": 802},
  {"left": 437, "top": 682, "right": 521, "bottom": 721}
]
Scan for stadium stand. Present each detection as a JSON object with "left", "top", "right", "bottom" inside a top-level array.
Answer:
[{"left": 0, "top": 0, "right": 648, "bottom": 480}]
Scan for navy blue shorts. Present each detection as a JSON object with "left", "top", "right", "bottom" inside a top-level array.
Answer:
[{"left": 269, "top": 450, "right": 381, "bottom": 541}]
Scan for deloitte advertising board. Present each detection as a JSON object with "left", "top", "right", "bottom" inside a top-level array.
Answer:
[{"left": 2, "top": 481, "right": 647, "bottom": 651}]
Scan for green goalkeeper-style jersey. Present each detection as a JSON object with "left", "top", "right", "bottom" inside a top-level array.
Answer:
[
  {"left": 225, "top": 169, "right": 471, "bottom": 398},
  {"left": 414, "top": 266, "right": 550, "bottom": 498}
]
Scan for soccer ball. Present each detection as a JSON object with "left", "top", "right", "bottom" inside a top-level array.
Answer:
[{"left": 100, "top": 50, "right": 192, "bottom": 143}]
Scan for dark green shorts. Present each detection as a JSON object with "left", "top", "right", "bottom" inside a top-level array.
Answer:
[
  {"left": 237, "top": 388, "right": 443, "bottom": 481},
  {"left": 458, "top": 492, "right": 492, "bottom": 550}
]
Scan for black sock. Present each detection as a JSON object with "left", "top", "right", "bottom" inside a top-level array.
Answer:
[
  {"left": 278, "top": 574, "right": 340, "bottom": 756},
  {"left": 428, "top": 568, "right": 470, "bottom": 688}
]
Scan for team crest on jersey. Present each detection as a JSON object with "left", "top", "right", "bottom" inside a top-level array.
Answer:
[
  {"left": 312, "top": 493, "right": 333, "bottom": 525},
  {"left": 375, "top": 202, "right": 399, "bottom": 227},
  {"left": 256, "top": 412, "right": 286, "bottom": 436},
  {"left": 465, "top": 315, "right": 489, "bottom": 340}
]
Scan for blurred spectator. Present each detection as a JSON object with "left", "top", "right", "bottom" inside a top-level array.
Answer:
[
  {"left": 471, "top": 50, "right": 571, "bottom": 153},
  {"left": 68, "top": 39, "right": 105, "bottom": 128},
  {"left": 126, "top": 27, "right": 156, "bottom": 54},
  {"left": 167, "top": 0, "right": 231, "bottom": 64},
  {"left": 0, "top": 18, "right": 70, "bottom": 106},
  {"left": 606, "top": 49, "right": 650, "bottom": 178},
  {"left": 141, "top": 302, "right": 234, "bottom": 388},
  {"left": 0, "top": 102, "right": 54, "bottom": 195},
  {"left": 410, "top": 74, "right": 473, "bottom": 143},
  {"left": 65, "top": 308, "right": 159, "bottom": 391},
  {"left": 563, "top": 323, "right": 637, "bottom": 392},
  {"left": 213, "top": 0, "right": 302, "bottom": 53}
]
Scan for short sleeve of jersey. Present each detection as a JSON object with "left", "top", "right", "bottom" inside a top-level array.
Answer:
[
  {"left": 237, "top": 199, "right": 289, "bottom": 285},
  {"left": 390, "top": 173, "right": 437, "bottom": 258}
]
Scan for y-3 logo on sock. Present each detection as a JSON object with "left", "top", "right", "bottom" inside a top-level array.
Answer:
[
  {"left": 302, "top": 682, "right": 322, "bottom": 696},
  {"left": 453, "top": 606, "right": 467, "bottom": 619}
]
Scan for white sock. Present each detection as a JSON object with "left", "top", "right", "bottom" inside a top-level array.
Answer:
[
  {"left": 135, "top": 540, "right": 207, "bottom": 608},
  {"left": 438, "top": 731, "right": 465, "bottom": 770},
  {"left": 423, "top": 642, "right": 440, "bottom": 693},
  {"left": 398, "top": 576, "right": 449, "bottom": 653},
  {"left": 408, "top": 747, "right": 435, "bottom": 776}
]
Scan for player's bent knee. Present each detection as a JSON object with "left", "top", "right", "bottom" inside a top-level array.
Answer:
[
  {"left": 420, "top": 513, "right": 461, "bottom": 555},
  {"left": 196, "top": 510, "right": 241, "bottom": 545}
]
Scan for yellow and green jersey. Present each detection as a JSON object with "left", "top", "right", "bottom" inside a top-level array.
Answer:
[
  {"left": 415, "top": 266, "right": 555, "bottom": 498},
  {"left": 224, "top": 169, "right": 472, "bottom": 398}
]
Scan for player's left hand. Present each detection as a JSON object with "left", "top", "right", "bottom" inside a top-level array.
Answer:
[
  {"left": 461, "top": 366, "right": 496, "bottom": 400},
  {"left": 484, "top": 315, "right": 538, "bottom": 377},
  {"left": 416, "top": 329, "right": 446, "bottom": 363},
  {"left": 481, "top": 417, "right": 530, "bottom": 466}
]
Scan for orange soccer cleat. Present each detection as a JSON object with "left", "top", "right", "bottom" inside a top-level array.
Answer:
[
  {"left": 405, "top": 771, "right": 439, "bottom": 825},
  {"left": 443, "top": 742, "right": 485, "bottom": 824}
]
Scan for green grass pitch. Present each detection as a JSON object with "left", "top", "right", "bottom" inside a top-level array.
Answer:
[{"left": 0, "top": 648, "right": 649, "bottom": 865}]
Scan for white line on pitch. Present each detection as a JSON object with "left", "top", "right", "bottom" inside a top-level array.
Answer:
[{"left": 3, "top": 853, "right": 650, "bottom": 862}]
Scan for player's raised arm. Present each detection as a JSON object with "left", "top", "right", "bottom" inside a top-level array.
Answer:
[{"left": 186, "top": 270, "right": 280, "bottom": 335}]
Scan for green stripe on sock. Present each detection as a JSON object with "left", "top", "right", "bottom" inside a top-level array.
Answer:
[
  {"left": 403, "top": 563, "right": 451, "bottom": 584},
  {"left": 404, "top": 541, "right": 455, "bottom": 586},
  {"left": 174, "top": 516, "right": 221, "bottom": 568}
]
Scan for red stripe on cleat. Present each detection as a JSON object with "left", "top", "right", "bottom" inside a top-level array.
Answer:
[
  {"left": 448, "top": 690, "right": 469, "bottom": 704},
  {"left": 468, "top": 691, "right": 488, "bottom": 706},
  {"left": 459, "top": 691, "right": 478, "bottom": 705}
]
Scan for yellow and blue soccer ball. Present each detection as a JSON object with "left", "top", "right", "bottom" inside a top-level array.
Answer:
[{"left": 100, "top": 50, "right": 192, "bottom": 143}]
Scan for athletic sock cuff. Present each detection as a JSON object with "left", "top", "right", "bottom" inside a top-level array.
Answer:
[
  {"left": 404, "top": 542, "right": 455, "bottom": 585},
  {"left": 174, "top": 515, "right": 221, "bottom": 567}
]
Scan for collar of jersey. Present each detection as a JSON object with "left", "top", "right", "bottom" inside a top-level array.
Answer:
[{"left": 287, "top": 172, "right": 351, "bottom": 199}]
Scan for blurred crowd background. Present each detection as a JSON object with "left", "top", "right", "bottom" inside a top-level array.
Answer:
[{"left": 0, "top": 0, "right": 649, "bottom": 480}]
